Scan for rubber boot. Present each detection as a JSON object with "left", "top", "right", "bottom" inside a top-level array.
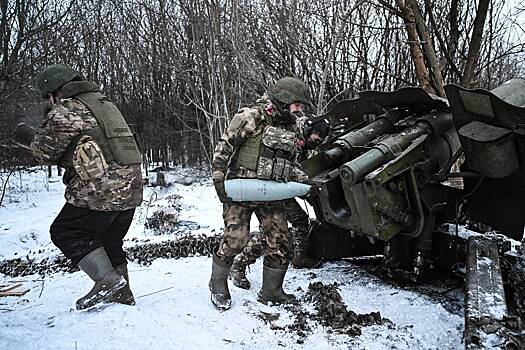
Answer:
[
  {"left": 114, "top": 262, "right": 136, "bottom": 304},
  {"left": 230, "top": 256, "right": 251, "bottom": 290},
  {"left": 291, "top": 225, "right": 322, "bottom": 269},
  {"left": 209, "top": 250, "right": 233, "bottom": 311},
  {"left": 257, "top": 263, "right": 296, "bottom": 305},
  {"left": 114, "top": 263, "right": 130, "bottom": 285},
  {"left": 292, "top": 251, "right": 322, "bottom": 269},
  {"left": 76, "top": 248, "right": 135, "bottom": 310}
]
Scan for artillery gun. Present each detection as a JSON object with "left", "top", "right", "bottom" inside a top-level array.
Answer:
[{"left": 303, "top": 79, "right": 525, "bottom": 349}]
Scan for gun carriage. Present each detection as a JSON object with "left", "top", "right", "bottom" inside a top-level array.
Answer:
[{"left": 303, "top": 79, "right": 525, "bottom": 349}]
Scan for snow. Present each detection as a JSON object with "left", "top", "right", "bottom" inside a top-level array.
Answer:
[
  {"left": 1, "top": 168, "right": 464, "bottom": 349},
  {"left": 0, "top": 170, "right": 65, "bottom": 260}
]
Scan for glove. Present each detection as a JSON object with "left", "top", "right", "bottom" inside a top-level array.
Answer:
[
  {"left": 212, "top": 172, "right": 232, "bottom": 203},
  {"left": 214, "top": 180, "right": 233, "bottom": 203},
  {"left": 303, "top": 117, "right": 331, "bottom": 140},
  {"left": 307, "top": 182, "right": 320, "bottom": 198},
  {"left": 12, "top": 123, "right": 36, "bottom": 149},
  {"left": 307, "top": 183, "right": 320, "bottom": 197}
]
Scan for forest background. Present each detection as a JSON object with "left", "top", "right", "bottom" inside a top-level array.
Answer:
[{"left": 1, "top": 0, "right": 524, "bottom": 170}]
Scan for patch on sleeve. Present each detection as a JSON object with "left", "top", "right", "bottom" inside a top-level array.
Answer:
[{"left": 73, "top": 135, "right": 109, "bottom": 181}]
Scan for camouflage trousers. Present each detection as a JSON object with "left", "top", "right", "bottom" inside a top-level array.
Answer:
[
  {"left": 217, "top": 201, "right": 290, "bottom": 267},
  {"left": 234, "top": 199, "right": 310, "bottom": 266}
]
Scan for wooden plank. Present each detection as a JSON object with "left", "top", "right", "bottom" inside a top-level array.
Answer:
[
  {"left": 465, "top": 236, "right": 507, "bottom": 349},
  {"left": 0, "top": 289, "right": 29, "bottom": 297},
  {"left": 0, "top": 283, "right": 29, "bottom": 297},
  {"left": 0, "top": 283, "right": 22, "bottom": 293}
]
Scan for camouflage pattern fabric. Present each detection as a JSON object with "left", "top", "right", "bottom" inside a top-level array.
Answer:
[
  {"left": 256, "top": 125, "right": 297, "bottom": 181},
  {"left": 238, "top": 230, "right": 269, "bottom": 266},
  {"left": 212, "top": 97, "right": 308, "bottom": 183},
  {"left": 73, "top": 135, "right": 109, "bottom": 181},
  {"left": 217, "top": 201, "right": 290, "bottom": 267},
  {"left": 30, "top": 98, "right": 143, "bottom": 211},
  {"left": 261, "top": 126, "right": 296, "bottom": 152},
  {"left": 285, "top": 199, "right": 310, "bottom": 252},
  {"left": 213, "top": 96, "right": 311, "bottom": 267},
  {"left": 233, "top": 198, "right": 310, "bottom": 266}
]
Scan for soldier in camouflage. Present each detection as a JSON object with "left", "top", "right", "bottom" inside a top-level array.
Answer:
[
  {"left": 209, "top": 77, "right": 313, "bottom": 310},
  {"left": 230, "top": 118, "right": 331, "bottom": 290},
  {"left": 12, "top": 64, "right": 143, "bottom": 310}
]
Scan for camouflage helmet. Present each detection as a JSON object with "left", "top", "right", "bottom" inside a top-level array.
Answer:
[
  {"left": 268, "top": 77, "right": 313, "bottom": 108},
  {"left": 36, "top": 64, "right": 83, "bottom": 99}
]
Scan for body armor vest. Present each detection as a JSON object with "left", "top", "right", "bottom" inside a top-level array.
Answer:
[
  {"left": 57, "top": 81, "right": 142, "bottom": 168},
  {"left": 75, "top": 91, "right": 142, "bottom": 165},
  {"left": 234, "top": 125, "right": 297, "bottom": 181}
]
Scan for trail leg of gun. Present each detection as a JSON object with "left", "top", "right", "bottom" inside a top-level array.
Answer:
[{"left": 465, "top": 237, "right": 507, "bottom": 349}]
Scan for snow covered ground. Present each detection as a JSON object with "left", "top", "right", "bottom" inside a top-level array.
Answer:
[{"left": 0, "top": 168, "right": 464, "bottom": 350}]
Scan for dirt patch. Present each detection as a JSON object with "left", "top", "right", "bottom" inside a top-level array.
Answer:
[
  {"left": 305, "top": 282, "right": 385, "bottom": 334},
  {"left": 284, "top": 281, "right": 390, "bottom": 343},
  {"left": 143, "top": 194, "right": 201, "bottom": 236},
  {"left": 145, "top": 210, "right": 180, "bottom": 234}
]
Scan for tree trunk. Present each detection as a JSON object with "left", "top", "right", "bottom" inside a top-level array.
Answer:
[
  {"left": 395, "top": 0, "right": 434, "bottom": 94},
  {"left": 406, "top": 0, "right": 445, "bottom": 96},
  {"left": 462, "top": 0, "right": 490, "bottom": 87}
]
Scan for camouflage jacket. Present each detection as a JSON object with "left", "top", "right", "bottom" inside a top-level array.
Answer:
[
  {"left": 30, "top": 98, "right": 143, "bottom": 211},
  {"left": 212, "top": 97, "right": 308, "bottom": 183}
]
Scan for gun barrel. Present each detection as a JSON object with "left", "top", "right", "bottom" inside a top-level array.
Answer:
[
  {"left": 322, "top": 147, "right": 346, "bottom": 166},
  {"left": 322, "top": 109, "right": 407, "bottom": 167},
  {"left": 340, "top": 121, "right": 432, "bottom": 185},
  {"left": 339, "top": 147, "right": 388, "bottom": 184}
]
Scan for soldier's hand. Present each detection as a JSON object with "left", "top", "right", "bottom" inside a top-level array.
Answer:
[
  {"left": 212, "top": 172, "right": 232, "bottom": 203},
  {"left": 307, "top": 184, "right": 320, "bottom": 197},
  {"left": 12, "top": 123, "right": 36, "bottom": 150},
  {"left": 214, "top": 180, "right": 233, "bottom": 203}
]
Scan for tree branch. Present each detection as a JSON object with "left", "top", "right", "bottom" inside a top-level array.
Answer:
[{"left": 317, "top": 0, "right": 368, "bottom": 115}]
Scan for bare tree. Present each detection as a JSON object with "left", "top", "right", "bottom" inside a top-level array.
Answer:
[
  {"left": 1, "top": 0, "right": 524, "bottom": 170},
  {"left": 462, "top": 0, "right": 490, "bottom": 87}
]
